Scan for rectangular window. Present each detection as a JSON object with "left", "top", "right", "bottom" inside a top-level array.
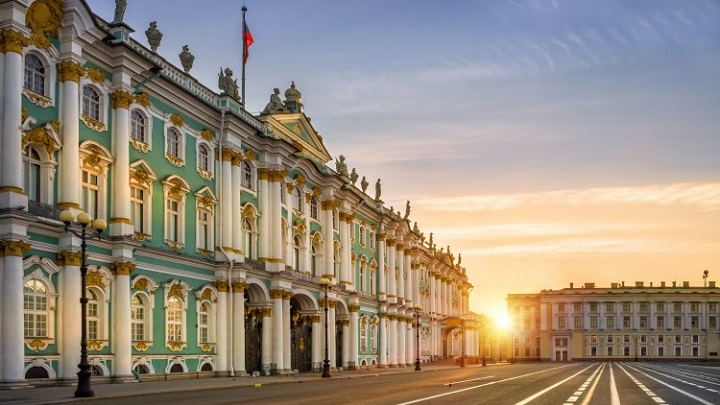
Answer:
[
  {"left": 167, "top": 200, "right": 179, "bottom": 241},
  {"left": 574, "top": 303, "right": 582, "bottom": 312},
  {"left": 691, "top": 316, "right": 699, "bottom": 329},
  {"left": 590, "top": 303, "right": 598, "bottom": 313},
  {"left": 558, "top": 303, "right": 565, "bottom": 312},
  {"left": 130, "top": 186, "right": 144, "bottom": 234},
  {"left": 710, "top": 317, "right": 717, "bottom": 329},
  {"left": 623, "top": 303, "right": 631, "bottom": 312},
  {"left": 658, "top": 335, "right": 664, "bottom": 343},
  {"left": 673, "top": 302, "right": 682, "bottom": 311},
  {"left": 607, "top": 335, "right": 614, "bottom": 343},
  {"left": 640, "top": 316, "right": 647, "bottom": 328},
  {"left": 198, "top": 210, "right": 210, "bottom": 250},
  {"left": 639, "top": 302, "right": 648, "bottom": 312},
  {"left": 710, "top": 303, "right": 717, "bottom": 312},
  {"left": 692, "top": 335, "right": 699, "bottom": 344},
  {"left": 606, "top": 303, "right": 614, "bottom": 312},
  {"left": 558, "top": 317, "right": 565, "bottom": 330},
  {"left": 691, "top": 302, "right": 699, "bottom": 312},
  {"left": 675, "top": 335, "right": 682, "bottom": 343},
  {"left": 574, "top": 317, "right": 582, "bottom": 329},
  {"left": 656, "top": 302, "right": 665, "bottom": 311},
  {"left": 81, "top": 171, "right": 99, "bottom": 219},
  {"left": 590, "top": 317, "right": 598, "bottom": 329},
  {"left": 657, "top": 316, "right": 665, "bottom": 328},
  {"left": 674, "top": 316, "right": 682, "bottom": 328},
  {"left": 623, "top": 317, "right": 631, "bottom": 328},
  {"left": 607, "top": 317, "right": 614, "bottom": 328}
]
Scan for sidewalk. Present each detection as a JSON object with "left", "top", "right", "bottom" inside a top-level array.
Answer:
[{"left": 0, "top": 362, "right": 505, "bottom": 404}]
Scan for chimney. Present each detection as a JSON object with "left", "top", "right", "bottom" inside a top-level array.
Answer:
[
  {"left": 611, "top": 283, "right": 618, "bottom": 289},
  {"left": 683, "top": 281, "right": 690, "bottom": 288},
  {"left": 673, "top": 281, "right": 676, "bottom": 287},
  {"left": 661, "top": 281, "right": 665, "bottom": 287},
  {"left": 710, "top": 281, "right": 716, "bottom": 288},
  {"left": 635, "top": 281, "right": 644, "bottom": 287},
  {"left": 584, "top": 282, "right": 595, "bottom": 289},
  {"left": 622, "top": 281, "right": 625, "bottom": 287}
]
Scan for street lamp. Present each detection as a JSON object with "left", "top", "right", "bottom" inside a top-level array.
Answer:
[
  {"left": 414, "top": 304, "right": 422, "bottom": 371},
  {"left": 633, "top": 335, "right": 639, "bottom": 362},
  {"left": 460, "top": 317, "right": 465, "bottom": 367},
  {"left": 59, "top": 209, "right": 106, "bottom": 398},
  {"left": 318, "top": 277, "right": 332, "bottom": 378}
]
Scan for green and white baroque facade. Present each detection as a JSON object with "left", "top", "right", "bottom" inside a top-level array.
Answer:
[{"left": 0, "top": 0, "right": 476, "bottom": 387}]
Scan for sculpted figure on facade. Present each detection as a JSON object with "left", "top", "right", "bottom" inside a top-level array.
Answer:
[
  {"left": 179, "top": 45, "right": 195, "bottom": 73},
  {"left": 350, "top": 168, "right": 358, "bottom": 186},
  {"left": 218, "top": 67, "right": 239, "bottom": 100},
  {"left": 145, "top": 21, "right": 163, "bottom": 52},
  {"left": 335, "top": 155, "right": 348, "bottom": 177},
  {"left": 361, "top": 176, "right": 368, "bottom": 193},
  {"left": 375, "top": 178, "right": 382, "bottom": 200},
  {"left": 262, "top": 88, "right": 286, "bottom": 114},
  {"left": 113, "top": 0, "right": 127, "bottom": 23},
  {"left": 404, "top": 200, "right": 411, "bottom": 219}
]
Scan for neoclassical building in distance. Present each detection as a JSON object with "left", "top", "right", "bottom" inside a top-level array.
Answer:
[
  {"left": 0, "top": 0, "right": 476, "bottom": 387},
  {"left": 507, "top": 280, "right": 720, "bottom": 362}
]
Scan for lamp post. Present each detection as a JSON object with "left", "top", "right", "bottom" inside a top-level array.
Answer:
[
  {"left": 318, "top": 277, "right": 332, "bottom": 378},
  {"left": 414, "top": 304, "right": 422, "bottom": 371},
  {"left": 460, "top": 317, "right": 465, "bottom": 367},
  {"left": 59, "top": 210, "right": 106, "bottom": 398},
  {"left": 633, "top": 335, "right": 639, "bottom": 362}
]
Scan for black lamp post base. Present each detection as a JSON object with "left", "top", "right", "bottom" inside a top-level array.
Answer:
[
  {"left": 415, "top": 360, "right": 421, "bottom": 371},
  {"left": 321, "top": 363, "right": 331, "bottom": 378}
]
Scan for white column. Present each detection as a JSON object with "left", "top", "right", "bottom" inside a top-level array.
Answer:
[
  {"left": 232, "top": 282, "right": 246, "bottom": 374},
  {"left": 215, "top": 282, "right": 228, "bottom": 373},
  {"left": 404, "top": 250, "right": 412, "bottom": 305},
  {"left": 398, "top": 315, "right": 406, "bottom": 366},
  {"left": 350, "top": 307, "right": 359, "bottom": 369},
  {"left": 302, "top": 192, "right": 311, "bottom": 273},
  {"left": 59, "top": 250, "right": 81, "bottom": 380},
  {"left": 329, "top": 303, "right": 337, "bottom": 369},
  {"left": 270, "top": 172, "right": 283, "bottom": 263},
  {"left": 110, "top": 91, "right": 133, "bottom": 234},
  {"left": 0, "top": 245, "right": 4, "bottom": 380},
  {"left": 388, "top": 314, "right": 398, "bottom": 366},
  {"left": 271, "top": 290, "right": 284, "bottom": 372},
  {"left": 0, "top": 50, "right": 5, "bottom": 191},
  {"left": 342, "top": 319, "right": 350, "bottom": 368},
  {"left": 231, "top": 157, "right": 242, "bottom": 253},
  {"left": 261, "top": 308, "right": 272, "bottom": 375},
  {"left": 311, "top": 315, "right": 321, "bottom": 371},
  {"left": 0, "top": 34, "right": 26, "bottom": 209},
  {"left": 112, "top": 262, "right": 133, "bottom": 379},
  {"left": 396, "top": 244, "right": 405, "bottom": 303},
  {"left": 406, "top": 317, "right": 414, "bottom": 366},
  {"left": 258, "top": 168, "right": 270, "bottom": 261},
  {"left": 377, "top": 236, "right": 386, "bottom": 301},
  {"left": 2, "top": 243, "right": 28, "bottom": 382},
  {"left": 339, "top": 214, "right": 350, "bottom": 286},
  {"left": 57, "top": 60, "right": 84, "bottom": 210},
  {"left": 282, "top": 294, "right": 291, "bottom": 371},
  {"left": 321, "top": 198, "right": 335, "bottom": 280},
  {"left": 220, "top": 149, "right": 233, "bottom": 253},
  {"left": 379, "top": 313, "right": 387, "bottom": 367},
  {"left": 387, "top": 240, "right": 397, "bottom": 303}
]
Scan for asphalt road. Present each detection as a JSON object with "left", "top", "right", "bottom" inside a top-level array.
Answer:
[{"left": 84, "top": 362, "right": 720, "bottom": 405}]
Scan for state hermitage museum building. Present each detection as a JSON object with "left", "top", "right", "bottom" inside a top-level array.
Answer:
[{"left": 0, "top": 0, "right": 477, "bottom": 387}]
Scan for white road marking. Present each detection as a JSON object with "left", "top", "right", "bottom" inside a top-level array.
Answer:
[
  {"left": 609, "top": 363, "right": 621, "bottom": 405},
  {"left": 579, "top": 363, "right": 605, "bottom": 405},
  {"left": 395, "top": 364, "right": 577, "bottom": 405},
  {"left": 624, "top": 363, "right": 717, "bottom": 405},
  {"left": 443, "top": 375, "right": 494, "bottom": 386},
  {"left": 617, "top": 363, "right": 667, "bottom": 405},
  {"left": 514, "top": 363, "right": 598, "bottom": 405}
]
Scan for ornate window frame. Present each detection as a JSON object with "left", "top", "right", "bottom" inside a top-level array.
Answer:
[
  {"left": 22, "top": 46, "right": 57, "bottom": 107},
  {"left": 129, "top": 160, "right": 157, "bottom": 240},
  {"left": 163, "top": 279, "right": 192, "bottom": 351},
  {"left": 131, "top": 275, "right": 158, "bottom": 351},
  {"left": 196, "top": 141, "right": 213, "bottom": 180},
  {"left": 79, "top": 141, "right": 113, "bottom": 221},
  {"left": 195, "top": 285, "right": 218, "bottom": 351},
  {"left": 79, "top": 82, "right": 108, "bottom": 132},
  {"left": 195, "top": 186, "right": 217, "bottom": 255},
  {"left": 22, "top": 259, "right": 59, "bottom": 351},
  {"left": 241, "top": 160, "right": 254, "bottom": 190},
  {"left": 129, "top": 108, "right": 153, "bottom": 153},
  {"left": 242, "top": 204, "right": 258, "bottom": 260},
  {"left": 162, "top": 176, "right": 190, "bottom": 249},
  {"left": 85, "top": 265, "right": 113, "bottom": 351}
]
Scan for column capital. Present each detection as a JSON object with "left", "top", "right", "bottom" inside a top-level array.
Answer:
[
  {"left": 386, "top": 239, "right": 397, "bottom": 247},
  {"left": 258, "top": 167, "right": 270, "bottom": 180},
  {"left": 321, "top": 198, "right": 340, "bottom": 211},
  {"left": 215, "top": 280, "right": 229, "bottom": 293},
  {"left": 282, "top": 290, "right": 294, "bottom": 300},
  {"left": 269, "top": 169, "right": 288, "bottom": 182},
  {"left": 111, "top": 261, "right": 136, "bottom": 276},
  {"left": 261, "top": 307, "right": 273, "bottom": 317},
  {"left": 0, "top": 30, "right": 30, "bottom": 54},
  {"left": 221, "top": 147, "right": 235, "bottom": 162},
  {"left": 270, "top": 289, "right": 284, "bottom": 299},
  {"left": 233, "top": 281, "right": 248, "bottom": 293},
  {"left": 111, "top": 90, "right": 134, "bottom": 109},
  {"left": 1, "top": 240, "right": 30, "bottom": 257},
  {"left": 56, "top": 250, "right": 82, "bottom": 266},
  {"left": 57, "top": 60, "right": 86, "bottom": 83},
  {"left": 348, "top": 304, "right": 361, "bottom": 313}
]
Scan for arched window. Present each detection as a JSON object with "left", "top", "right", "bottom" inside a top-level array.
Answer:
[
  {"left": 359, "top": 226, "right": 366, "bottom": 247},
  {"left": 23, "top": 146, "right": 42, "bottom": 202},
  {"left": 130, "top": 185, "right": 145, "bottom": 234},
  {"left": 167, "top": 297, "right": 183, "bottom": 343},
  {"left": 24, "top": 54, "right": 45, "bottom": 95},
  {"left": 23, "top": 279, "right": 48, "bottom": 338},
  {"left": 293, "top": 235, "right": 301, "bottom": 271},
  {"left": 310, "top": 197, "right": 318, "bottom": 219},
  {"left": 131, "top": 294, "right": 146, "bottom": 341},
  {"left": 359, "top": 262, "right": 366, "bottom": 294},
  {"left": 371, "top": 319, "right": 378, "bottom": 352},
  {"left": 360, "top": 317, "right": 368, "bottom": 352},
  {"left": 242, "top": 218, "right": 255, "bottom": 259},
  {"left": 310, "top": 244, "right": 317, "bottom": 276},
  {"left": 82, "top": 86, "right": 101, "bottom": 121},
  {"left": 130, "top": 110, "right": 146, "bottom": 143},
  {"left": 198, "top": 144, "right": 210, "bottom": 172},
  {"left": 370, "top": 268, "right": 376, "bottom": 296},
  {"left": 87, "top": 289, "right": 100, "bottom": 340},
  {"left": 198, "top": 301, "right": 214, "bottom": 344},
  {"left": 241, "top": 160, "right": 253, "bottom": 189},
  {"left": 166, "top": 129, "right": 181, "bottom": 158},
  {"left": 293, "top": 187, "right": 303, "bottom": 211}
]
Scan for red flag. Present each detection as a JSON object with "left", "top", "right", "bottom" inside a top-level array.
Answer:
[{"left": 243, "top": 22, "right": 254, "bottom": 65}]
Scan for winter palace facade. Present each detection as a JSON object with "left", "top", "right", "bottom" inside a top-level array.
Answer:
[
  {"left": 0, "top": 0, "right": 476, "bottom": 387},
  {"left": 507, "top": 281, "right": 720, "bottom": 362}
]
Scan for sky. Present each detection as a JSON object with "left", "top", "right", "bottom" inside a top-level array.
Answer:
[{"left": 85, "top": 0, "right": 720, "bottom": 320}]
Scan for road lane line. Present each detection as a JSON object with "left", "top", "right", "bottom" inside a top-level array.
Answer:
[
  {"left": 395, "top": 364, "right": 577, "bottom": 405},
  {"left": 513, "top": 363, "right": 598, "bottom": 405},
  {"left": 609, "top": 363, "right": 621, "bottom": 405},
  {"left": 617, "top": 363, "right": 667, "bottom": 405},
  {"left": 579, "top": 363, "right": 605, "bottom": 405},
  {"left": 443, "top": 376, "right": 494, "bottom": 386},
  {"left": 624, "top": 363, "right": 717, "bottom": 405}
]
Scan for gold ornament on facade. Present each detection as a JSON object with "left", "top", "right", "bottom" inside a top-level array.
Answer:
[
  {"left": 0, "top": 240, "right": 31, "bottom": 257},
  {"left": 28, "top": 339, "right": 49, "bottom": 351},
  {"left": 111, "top": 90, "right": 133, "bottom": 109},
  {"left": 257, "top": 167, "right": 269, "bottom": 180},
  {"left": 130, "top": 170, "right": 152, "bottom": 187},
  {"left": 268, "top": 169, "right": 287, "bottom": 182},
  {"left": 261, "top": 307, "right": 273, "bottom": 317},
  {"left": 201, "top": 344, "right": 212, "bottom": 352},
  {"left": 23, "top": 125, "right": 57, "bottom": 156},
  {"left": 283, "top": 291, "right": 294, "bottom": 300},
  {"left": 134, "top": 92, "right": 151, "bottom": 107},
  {"left": 221, "top": 147, "right": 235, "bottom": 162},
  {"left": 87, "top": 68, "right": 107, "bottom": 84},
  {"left": 57, "top": 60, "right": 86, "bottom": 83},
  {"left": 348, "top": 304, "right": 360, "bottom": 313},
  {"left": 295, "top": 174, "right": 306, "bottom": 186},
  {"left": 57, "top": 250, "right": 82, "bottom": 266},
  {"left": 304, "top": 191, "right": 312, "bottom": 204},
  {"left": 134, "top": 278, "right": 148, "bottom": 291},
  {"left": 134, "top": 342, "right": 149, "bottom": 351},
  {"left": 286, "top": 183, "right": 294, "bottom": 194},
  {"left": 241, "top": 204, "right": 256, "bottom": 219},
  {"left": 170, "top": 113, "right": 184, "bottom": 127},
  {"left": 311, "top": 232, "right": 321, "bottom": 245},
  {"left": 166, "top": 154, "right": 184, "bottom": 167},
  {"left": 81, "top": 115, "right": 106, "bottom": 132},
  {"left": 86, "top": 271, "right": 106, "bottom": 289},
  {"left": 87, "top": 340, "right": 107, "bottom": 351},
  {"left": 294, "top": 216, "right": 307, "bottom": 235},
  {"left": 200, "top": 128, "right": 213, "bottom": 141},
  {"left": 168, "top": 284, "right": 185, "bottom": 301},
  {"left": 168, "top": 342, "right": 184, "bottom": 351},
  {"left": 111, "top": 261, "right": 135, "bottom": 276},
  {"left": 321, "top": 198, "right": 339, "bottom": 211},
  {"left": 312, "top": 187, "right": 321, "bottom": 197},
  {"left": 167, "top": 178, "right": 188, "bottom": 198},
  {"left": 131, "top": 138, "right": 149, "bottom": 153},
  {"left": 232, "top": 281, "right": 248, "bottom": 293},
  {"left": 197, "top": 195, "right": 215, "bottom": 210},
  {"left": 243, "top": 149, "right": 257, "bottom": 161},
  {"left": 215, "top": 280, "right": 229, "bottom": 293},
  {"left": 25, "top": 0, "right": 62, "bottom": 50},
  {"left": 1, "top": 30, "right": 31, "bottom": 54},
  {"left": 23, "top": 89, "right": 52, "bottom": 107},
  {"left": 270, "top": 289, "right": 284, "bottom": 299},
  {"left": 231, "top": 151, "right": 244, "bottom": 166},
  {"left": 83, "top": 149, "right": 103, "bottom": 170}
]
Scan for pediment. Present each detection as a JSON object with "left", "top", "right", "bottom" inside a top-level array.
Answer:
[{"left": 258, "top": 113, "right": 331, "bottom": 165}]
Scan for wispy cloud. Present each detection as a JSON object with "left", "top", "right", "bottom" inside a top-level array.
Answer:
[
  {"left": 414, "top": 183, "right": 720, "bottom": 212},
  {"left": 462, "top": 238, "right": 720, "bottom": 256}
]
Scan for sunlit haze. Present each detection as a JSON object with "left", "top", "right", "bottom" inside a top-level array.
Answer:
[{"left": 87, "top": 0, "right": 720, "bottom": 316}]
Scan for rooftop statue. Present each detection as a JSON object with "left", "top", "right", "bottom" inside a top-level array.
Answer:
[
  {"left": 404, "top": 200, "right": 411, "bottom": 219},
  {"left": 218, "top": 67, "right": 239, "bottom": 100},
  {"left": 179, "top": 45, "right": 194, "bottom": 74},
  {"left": 350, "top": 168, "right": 358, "bottom": 186},
  {"left": 283, "top": 81, "right": 303, "bottom": 113},
  {"left": 361, "top": 176, "right": 369, "bottom": 193},
  {"left": 335, "top": 155, "right": 349, "bottom": 177},
  {"left": 262, "top": 88, "right": 287, "bottom": 114},
  {"left": 375, "top": 179, "right": 382, "bottom": 201},
  {"left": 145, "top": 21, "right": 163, "bottom": 53},
  {"left": 113, "top": 0, "right": 127, "bottom": 24}
]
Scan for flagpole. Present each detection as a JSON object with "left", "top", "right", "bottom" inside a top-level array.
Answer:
[{"left": 241, "top": 5, "right": 247, "bottom": 109}]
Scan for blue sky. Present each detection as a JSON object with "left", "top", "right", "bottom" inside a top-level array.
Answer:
[{"left": 86, "top": 0, "right": 720, "bottom": 315}]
